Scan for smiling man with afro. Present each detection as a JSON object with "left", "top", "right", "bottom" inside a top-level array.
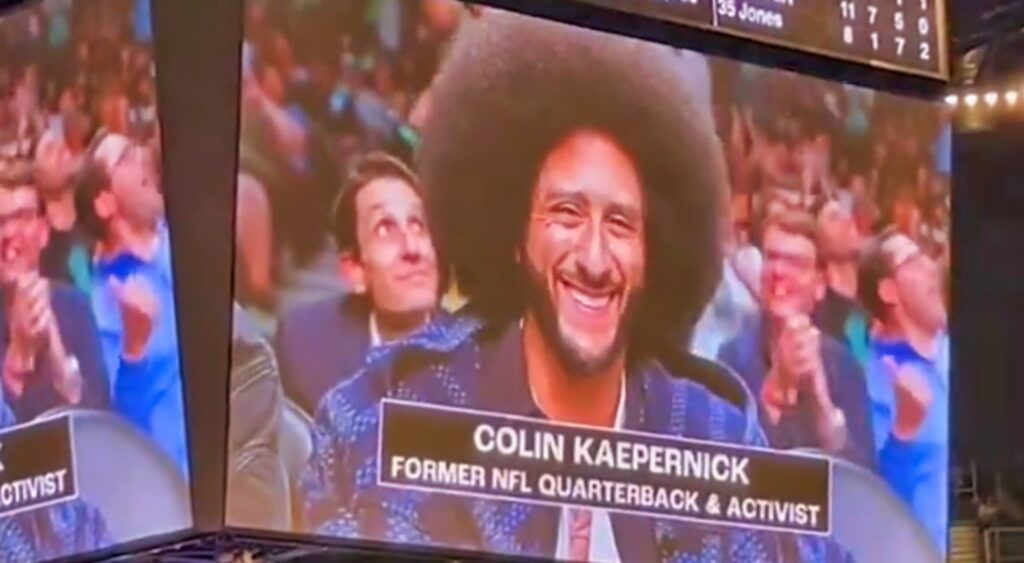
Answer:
[{"left": 300, "top": 8, "right": 852, "bottom": 562}]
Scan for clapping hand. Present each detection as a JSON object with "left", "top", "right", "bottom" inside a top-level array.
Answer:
[
  {"left": 3, "top": 273, "right": 54, "bottom": 396},
  {"left": 111, "top": 275, "right": 159, "bottom": 361},
  {"left": 883, "top": 356, "right": 933, "bottom": 441}
]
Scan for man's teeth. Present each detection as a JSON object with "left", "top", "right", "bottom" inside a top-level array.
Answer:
[{"left": 568, "top": 287, "right": 612, "bottom": 309}]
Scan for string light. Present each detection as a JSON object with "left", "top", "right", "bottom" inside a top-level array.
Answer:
[{"left": 945, "top": 87, "right": 1024, "bottom": 113}]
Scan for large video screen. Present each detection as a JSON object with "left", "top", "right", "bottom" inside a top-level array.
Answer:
[
  {"left": 228, "top": 2, "right": 951, "bottom": 561},
  {"left": 0, "top": 0, "right": 191, "bottom": 559}
]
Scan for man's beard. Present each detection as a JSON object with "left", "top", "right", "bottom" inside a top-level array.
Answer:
[{"left": 523, "top": 260, "right": 639, "bottom": 377}]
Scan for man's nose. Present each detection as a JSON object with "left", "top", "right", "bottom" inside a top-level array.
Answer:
[
  {"left": 575, "top": 223, "right": 612, "bottom": 281},
  {"left": 398, "top": 228, "right": 427, "bottom": 262},
  {"left": 765, "top": 258, "right": 787, "bottom": 281}
]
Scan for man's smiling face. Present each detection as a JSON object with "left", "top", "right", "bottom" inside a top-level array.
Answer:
[{"left": 523, "top": 129, "right": 646, "bottom": 375}]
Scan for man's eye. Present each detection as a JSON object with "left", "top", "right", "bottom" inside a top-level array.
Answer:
[
  {"left": 551, "top": 203, "right": 583, "bottom": 221},
  {"left": 374, "top": 220, "right": 395, "bottom": 237},
  {"left": 607, "top": 214, "right": 635, "bottom": 235}
]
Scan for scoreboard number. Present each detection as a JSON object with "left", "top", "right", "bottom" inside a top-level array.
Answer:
[
  {"left": 574, "top": 0, "right": 945, "bottom": 78},
  {"left": 841, "top": 1, "right": 856, "bottom": 20}
]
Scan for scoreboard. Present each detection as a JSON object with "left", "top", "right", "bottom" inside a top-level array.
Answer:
[{"left": 574, "top": 0, "right": 949, "bottom": 79}]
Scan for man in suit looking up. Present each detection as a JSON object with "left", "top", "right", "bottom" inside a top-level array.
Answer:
[{"left": 276, "top": 152, "right": 442, "bottom": 415}]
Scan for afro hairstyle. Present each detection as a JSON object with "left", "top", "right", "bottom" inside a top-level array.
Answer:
[{"left": 416, "top": 10, "right": 729, "bottom": 354}]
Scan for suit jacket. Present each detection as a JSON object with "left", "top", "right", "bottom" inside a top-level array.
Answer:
[
  {"left": 300, "top": 313, "right": 851, "bottom": 562},
  {"left": 1, "top": 282, "right": 110, "bottom": 422},
  {"left": 276, "top": 295, "right": 372, "bottom": 416},
  {"left": 0, "top": 396, "right": 110, "bottom": 561},
  {"left": 717, "top": 319, "right": 876, "bottom": 470}
]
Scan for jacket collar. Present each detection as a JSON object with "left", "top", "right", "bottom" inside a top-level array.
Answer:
[{"left": 473, "top": 321, "right": 659, "bottom": 560}]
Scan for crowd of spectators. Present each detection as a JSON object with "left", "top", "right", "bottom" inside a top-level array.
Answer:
[
  {"left": 235, "top": 0, "right": 468, "bottom": 318},
  {"left": 0, "top": 0, "right": 186, "bottom": 479},
  {"left": 235, "top": 0, "right": 952, "bottom": 328}
]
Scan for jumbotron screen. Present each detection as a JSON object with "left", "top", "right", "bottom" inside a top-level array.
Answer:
[
  {"left": 228, "top": 1, "right": 951, "bottom": 561},
  {"left": 0, "top": 0, "right": 192, "bottom": 560}
]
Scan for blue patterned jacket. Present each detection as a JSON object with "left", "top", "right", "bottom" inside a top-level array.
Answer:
[
  {"left": 300, "top": 314, "right": 853, "bottom": 562},
  {"left": 0, "top": 402, "right": 111, "bottom": 562}
]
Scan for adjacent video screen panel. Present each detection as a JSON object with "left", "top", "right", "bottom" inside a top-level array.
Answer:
[
  {"left": 0, "top": 0, "right": 191, "bottom": 559},
  {"left": 228, "top": 1, "right": 951, "bottom": 561}
]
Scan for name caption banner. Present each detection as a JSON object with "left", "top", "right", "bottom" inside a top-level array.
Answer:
[
  {"left": 0, "top": 415, "right": 77, "bottom": 517},
  {"left": 378, "top": 400, "right": 831, "bottom": 535}
]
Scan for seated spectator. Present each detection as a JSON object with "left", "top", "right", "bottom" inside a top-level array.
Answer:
[
  {"left": 34, "top": 128, "right": 92, "bottom": 292},
  {"left": 0, "top": 171, "right": 108, "bottom": 422},
  {"left": 94, "top": 84, "right": 130, "bottom": 139},
  {"left": 276, "top": 152, "right": 443, "bottom": 415},
  {"left": 718, "top": 210, "right": 875, "bottom": 468},
  {"left": 691, "top": 212, "right": 759, "bottom": 360},
  {"left": 73, "top": 133, "right": 187, "bottom": 479},
  {"left": 811, "top": 197, "right": 867, "bottom": 345},
  {"left": 234, "top": 172, "right": 275, "bottom": 310},
  {"left": 227, "top": 303, "right": 289, "bottom": 530},
  {"left": 858, "top": 230, "right": 949, "bottom": 556}
]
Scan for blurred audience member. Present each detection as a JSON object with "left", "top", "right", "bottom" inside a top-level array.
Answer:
[
  {"left": 276, "top": 153, "right": 441, "bottom": 415},
  {"left": 0, "top": 169, "right": 108, "bottom": 421},
  {"left": 228, "top": 303, "right": 289, "bottom": 530},
  {"left": 34, "top": 128, "right": 91, "bottom": 291},
  {"left": 718, "top": 211, "right": 875, "bottom": 468},
  {"left": 691, "top": 210, "right": 759, "bottom": 360},
  {"left": 74, "top": 133, "right": 187, "bottom": 478},
  {"left": 95, "top": 84, "right": 130, "bottom": 138},
  {"left": 858, "top": 230, "right": 949, "bottom": 556},
  {"left": 235, "top": 172, "right": 275, "bottom": 310},
  {"left": 811, "top": 197, "right": 866, "bottom": 345}
]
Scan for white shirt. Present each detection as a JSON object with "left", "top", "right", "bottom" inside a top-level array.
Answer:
[
  {"left": 369, "top": 313, "right": 382, "bottom": 348},
  {"left": 553, "top": 379, "right": 625, "bottom": 563}
]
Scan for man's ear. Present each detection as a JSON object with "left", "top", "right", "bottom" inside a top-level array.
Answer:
[
  {"left": 339, "top": 251, "right": 367, "bottom": 295},
  {"left": 94, "top": 190, "right": 116, "bottom": 220},
  {"left": 878, "top": 277, "right": 899, "bottom": 308},
  {"left": 37, "top": 218, "right": 50, "bottom": 251},
  {"left": 814, "top": 271, "right": 827, "bottom": 302}
]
